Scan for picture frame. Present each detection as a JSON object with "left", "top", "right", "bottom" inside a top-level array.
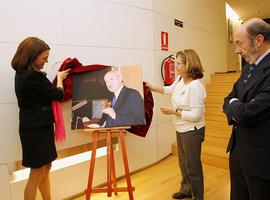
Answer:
[
  {"left": 71, "top": 65, "right": 145, "bottom": 129},
  {"left": 228, "top": 19, "right": 233, "bottom": 43}
]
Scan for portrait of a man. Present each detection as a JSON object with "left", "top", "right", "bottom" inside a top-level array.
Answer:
[{"left": 71, "top": 65, "right": 145, "bottom": 129}]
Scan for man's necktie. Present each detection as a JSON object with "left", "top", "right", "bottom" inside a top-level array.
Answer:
[
  {"left": 243, "top": 65, "right": 255, "bottom": 83},
  {"left": 111, "top": 95, "right": 116, "bottom": 107}
]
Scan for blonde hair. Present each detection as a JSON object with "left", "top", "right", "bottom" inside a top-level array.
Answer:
[{"left": 176, "top": 49, "right": 204, "bottom": 79}]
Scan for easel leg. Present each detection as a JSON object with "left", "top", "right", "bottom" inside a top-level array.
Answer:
[
  {"left": 85, "top": 131, "right": 99, "bottom": 200},
  {"left": 107, "top": 130, "right": 112, "bottom": 197},
  {"left": 110, "top": 136, "right": 118, "bottom": 195},
  {"left": 119, "top": 130, "right": 134, "bottom": 200}
]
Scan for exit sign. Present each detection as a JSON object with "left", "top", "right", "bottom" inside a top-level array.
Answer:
[{"left": 174, "top": 19, "right": 183, "bottom": 28}]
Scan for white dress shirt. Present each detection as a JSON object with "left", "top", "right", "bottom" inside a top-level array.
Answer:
[{"left": 164, "top": 75, "right": 206, "bottom": 132}]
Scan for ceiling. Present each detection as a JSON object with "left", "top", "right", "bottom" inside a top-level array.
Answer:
[{"left": 226, "top": 0, "right": 270, "bottom": 22}]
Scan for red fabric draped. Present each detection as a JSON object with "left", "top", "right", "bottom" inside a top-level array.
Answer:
[
  {"left": 52, "top": 101, "right": 65, "bottom": 141},
  {"left": 53, "top": 58, "right": 153, "bottom": 137},
  {"left": 127, "top": 82, "right": 154, "bottom": 137},
  {"left": 53, "top": 58, "right": 110, "bottom": 102}
]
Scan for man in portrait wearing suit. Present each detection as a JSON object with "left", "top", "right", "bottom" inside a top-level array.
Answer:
[
  {"left": 98, "top": 69, "right": 145, "bottom": 127},
  {"left": 223, "top": 18, "right": 270, "bottom": 200}
]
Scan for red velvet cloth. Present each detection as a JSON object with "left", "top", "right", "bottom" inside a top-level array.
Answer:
[
  {"left": 54, "top": 58, "right": 154, "bottom": 137},
  {"left": 52, "top": 101, "right": 65, "bottom": 141},
  {"left": 53, "top": 58, "right": 109, "bottom": 102},
  {"left": 127, "top": 82, "right": 154, "bottom": 137}
]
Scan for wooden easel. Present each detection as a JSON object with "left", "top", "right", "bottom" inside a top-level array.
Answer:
[{"left": 85, "top": 126, "right": 135, "bottom": 200}]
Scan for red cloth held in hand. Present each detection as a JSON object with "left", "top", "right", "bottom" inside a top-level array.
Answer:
[
  {"left": 52, "top": 101, "right": 65, "bottom": 141},
  {"left": 127, "top": 82, "right": 154, "bottom": 137},
  {"left": 53, "top": 58, "right": 109, "bottom": 102}
]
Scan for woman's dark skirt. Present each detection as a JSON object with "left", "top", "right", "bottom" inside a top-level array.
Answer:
[{"left": 19, "top": 124, "right": 57, "bottom": 169}]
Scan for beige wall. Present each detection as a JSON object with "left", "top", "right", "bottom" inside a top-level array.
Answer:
[{"left": 152, "top": 0, "right": 228, "bottom": 86}]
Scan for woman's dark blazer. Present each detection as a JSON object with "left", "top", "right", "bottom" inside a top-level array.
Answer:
[{"left": 15, "top": 70, "right": 64, "bottom": 130}]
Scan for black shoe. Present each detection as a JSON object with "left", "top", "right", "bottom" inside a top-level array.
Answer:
[{"left": 172, "top": 192, "right": 192, "bottom": 199}]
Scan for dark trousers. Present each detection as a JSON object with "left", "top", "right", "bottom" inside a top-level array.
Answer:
[
  {"left": 176, "top": 127, "right": 205, "bottom": 200},
  {"left": 229, "top": 146, "right": 270, "bottom": 200}
]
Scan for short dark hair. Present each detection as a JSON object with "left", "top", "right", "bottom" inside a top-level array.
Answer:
[
  {"left": 11, "top": 37, "right": 50, "bottom": 72},
  {"left": 176, "top": 49, "right": 204, "bottom": 79},
  {"left": 246, "top": 20, "right": 270, "bottom": 41}
]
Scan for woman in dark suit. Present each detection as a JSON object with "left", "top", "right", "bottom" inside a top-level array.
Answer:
[{"left": 11, "top": 37, "right": 69, "bottom": 200}]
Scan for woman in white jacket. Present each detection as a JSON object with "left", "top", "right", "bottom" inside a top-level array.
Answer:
[{"left": 147, "top": 49, "right": 206, "bottom": 200}]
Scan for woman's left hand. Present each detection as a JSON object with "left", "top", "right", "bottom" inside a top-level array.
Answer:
[
  {"left": 160, "top": 107, "right": 174, "bottom": 115},
  {"left": 57, "top": 69, "right": 70, "bottom": 80}
]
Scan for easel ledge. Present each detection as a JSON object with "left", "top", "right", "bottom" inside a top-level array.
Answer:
[
  {"left": 78, "top": 126, "right": 131, "bottom": 137},
  {"left": 84, "top": 126, "right": 131, "bottom": 132}
]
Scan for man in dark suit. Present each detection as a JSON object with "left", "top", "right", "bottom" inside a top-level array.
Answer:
[
  {"left": 99, "top": 70, "right": 145, "bottom": 127},
  {"left": 223, "top": 18, "right": 270, "bottom": 200}
]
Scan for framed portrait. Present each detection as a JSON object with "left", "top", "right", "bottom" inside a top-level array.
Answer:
[
  {"left": 71, "top": 65, "right": 145, "bottom": 129},
  {"left": 228, "top": 19, "right": 233, "bottom": 43}
]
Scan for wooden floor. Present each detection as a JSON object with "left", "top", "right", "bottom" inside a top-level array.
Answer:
[{"left": 72, "top": 155, "right": 230, "bottom": 200}]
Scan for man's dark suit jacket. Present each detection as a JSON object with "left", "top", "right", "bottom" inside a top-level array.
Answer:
[
  {"left": 15, "top": 70, "right": 64, "bottom": 130},
  {"left": 99, "top": 86, "right": 145, "bottom": 127},
  {"left": 223, "top": 53, "right": 270, "bottom": 180}
]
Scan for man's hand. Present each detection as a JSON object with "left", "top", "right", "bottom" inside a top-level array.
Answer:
[
  {"left": 229, "top": 98, "right": 239, "bottom": 104},
  {"left": 102, "top": 108, "right": 116, "bottom": 119}
]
